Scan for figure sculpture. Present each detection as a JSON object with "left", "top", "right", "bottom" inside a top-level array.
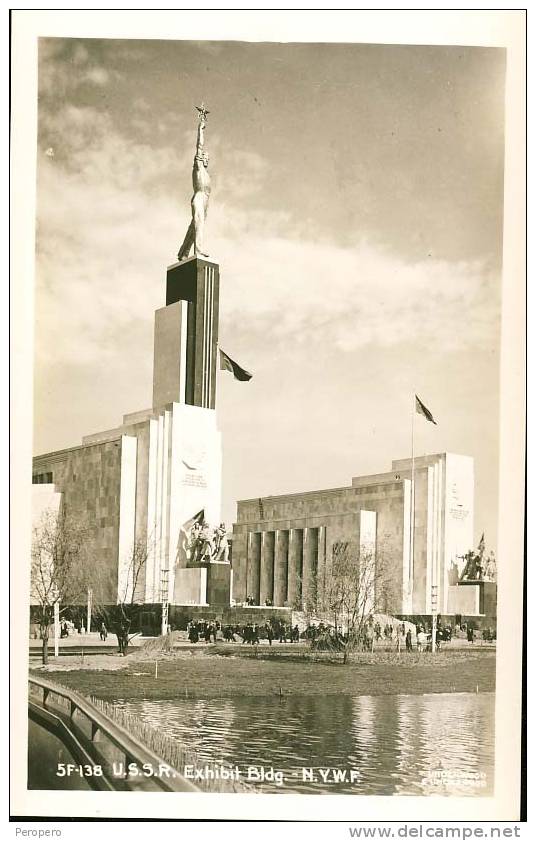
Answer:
[
  {"left": 213, "top": 523, "right": 229, "bottom": 563},
  {"left": 187, "top": 520, "right": 229, "bottom": 564},
  {"left": 177, "top": 104, "right": 211, "bottom": 261},
  {"left": 460, "top": 550, "right": 483, "bottom": 581}
]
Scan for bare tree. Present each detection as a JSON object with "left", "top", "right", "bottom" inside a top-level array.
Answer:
[
  {"left": 31, "top": 507, "right": 88, "bottom": 665},
  {"left": 317, "top": 540, "right": 393, "bottom": 664},
  {"left": 91, "top": 537, "right": 150, "bottom": 655}
]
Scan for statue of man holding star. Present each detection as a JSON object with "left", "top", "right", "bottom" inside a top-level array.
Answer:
[{"left": 177, "top": 103, "right": 212, "bottom": 261}]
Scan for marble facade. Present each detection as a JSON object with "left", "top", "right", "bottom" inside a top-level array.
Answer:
[
  {"left": 32, "top": 257, "right": 223, "bottom": 608},
  {"left": 232, "top": 453, "right": 478, "bottom": 617}
]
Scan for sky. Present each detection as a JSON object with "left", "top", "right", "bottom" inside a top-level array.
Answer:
[{"left": 34, "top": 37, "right": 506, "bottom": 549}]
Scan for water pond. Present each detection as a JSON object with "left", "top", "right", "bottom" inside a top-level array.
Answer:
[{"left": 114, "top": 691, "right": 494, "bottom": 795}]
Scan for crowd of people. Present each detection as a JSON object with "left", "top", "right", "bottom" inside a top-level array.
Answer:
[
  {"left": 32, "top": 611, "right": 496, "bottom": 650},
  {"left": 401, "top": 622, "right": 455, "bottom": 652},
  {"left": 240, "top": 596, "right": 282, "bottom": 607},
  {"left": 187, "top": 620, "right": 219, "bottom": 643},
  {"left": 186, "top": 618, "right": 302, "bottom": 645},
  {"left": 180, "top": 615, "right": 496, "bottom": 650},
  {"left": 59, "top": 619, "right": 86, "bottom": 637},
  {"left": 307, "top": 620, "right": 458, "bottom": 653}
]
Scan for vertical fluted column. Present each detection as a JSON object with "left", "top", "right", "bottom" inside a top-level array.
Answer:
[
  {"left": 316, "top": 525, "right": 327, "bottom": 608},
  {"left": 273, "top": 529, "right": 289, "bottom": 606},
  {"left": 287, "top": 529, "right": 303, "bottom": 608},
  {"left": 302, "top": 527, "right": 319, "bottom": 610},
  {"left": 246, "top": 532, "right": 261, "bottom": 605},
  {"left": 260, "top": 531, "right": 275, "bottom": 605}
]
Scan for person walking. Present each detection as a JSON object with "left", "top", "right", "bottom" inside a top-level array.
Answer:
[{"left": 417, "top": 628, "right": 427, "bottom": 652}]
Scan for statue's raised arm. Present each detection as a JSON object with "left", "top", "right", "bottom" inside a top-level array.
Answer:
[
  {"left": 177, "top": 104, "right": 212, "bottom": 261},
  {"left": 195, "top": 104, "right": 209, "bottom": 153}
]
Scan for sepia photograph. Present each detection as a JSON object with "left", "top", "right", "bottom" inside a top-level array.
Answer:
[{"left": 10, "top": 10, "right": 525, "bottom": 824}]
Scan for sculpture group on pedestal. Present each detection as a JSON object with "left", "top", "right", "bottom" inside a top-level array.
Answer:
[
  {"left": 459, "top": 545, "right": 496, "bottom": 582},
  {"left": 187, "top": 520, "right": 229, "bottom": 564},
  {"left": 460, "top": 550, "right": 483, "bottom": 581}
]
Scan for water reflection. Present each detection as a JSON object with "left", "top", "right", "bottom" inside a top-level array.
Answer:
[
  {"left": 114, "top": 693, "right": 494, "bottom": 796},
  {"left": 395, "top": 695, "right": 427, "bottom": 794}
]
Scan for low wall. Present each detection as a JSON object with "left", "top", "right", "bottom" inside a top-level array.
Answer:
[
  {"left": 169, "top": 604, "right": 292, "bottom": 630},
  {"left": 30, "top": 603, "right": 295, "bottom": 636}
]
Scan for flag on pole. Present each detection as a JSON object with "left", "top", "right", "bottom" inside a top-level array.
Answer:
[
  {"left": 219, "top": 347, "right": 252, "bottom": 381},
  {"left": 415, "top": 395, "right": 437, "bottom": 425},
  {"left": 477, "top": 532, "right": 485, "bottom": 557}
]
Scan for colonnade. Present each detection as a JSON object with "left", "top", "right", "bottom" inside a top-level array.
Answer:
[{"left": 245, "top": 526, "right": 326, "bottom": 608}]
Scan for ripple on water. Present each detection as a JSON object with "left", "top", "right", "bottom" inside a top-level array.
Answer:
[{"left": 113, "top": 692, "right": 494, "bottom": 796}]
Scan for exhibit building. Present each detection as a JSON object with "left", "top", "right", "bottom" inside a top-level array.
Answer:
[{"left": 32, "top": 110, "right": 494, "bottom": 626}]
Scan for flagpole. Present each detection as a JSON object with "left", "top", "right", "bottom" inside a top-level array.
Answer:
[
  {"left": 410, "top": 395, "right": 415, "bottom": 612},
  {"left": 413, "top": 394, "right": 438, "bottom": 639}
]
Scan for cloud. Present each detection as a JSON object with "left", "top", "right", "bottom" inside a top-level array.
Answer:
[
  {"left": 34, "top": 102, "right": 500, "bottom": 388},
  {"left": 72, "top": 44, "right": 89, "bottom": 66},
  {"left": 35, "top": 108, "right": 182, "bottom": 370},
  {"left": 38, "top": 105, "right": 190, "bottom": 191},
  {"left": 83, "top": 67, "right": 109, "bottom": 86},
  {"left": 214, "top": 233, "right": 500, "bottom": 353},
  {"left": 38, "top": 40, "right": 112, "bottom": 99},
  {"left": 215, "top": 149, "right": 269, "bottom": 201}
]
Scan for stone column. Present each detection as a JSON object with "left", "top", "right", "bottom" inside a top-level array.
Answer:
[
  {"left": 273, "top": 530, "right": 289, "bottom": 606},
  {"left": 316, "top": 525, "right": 327, "bottom": 608},
  {"left": 302, "top": 527, "right": 318, "bottom": 610},
  {"left": 260, "top": 531, "right": 275, "bottom": 606},
  {"left": 246, "top": 532, "right": 261, "bottom": 605},
  {"left": 287, "top": 529, "right": 303, "bottom": 608}
]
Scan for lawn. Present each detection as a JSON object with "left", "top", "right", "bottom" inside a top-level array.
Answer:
[{"left": 32, "top": 645, "right": 496, "bottom": 701}]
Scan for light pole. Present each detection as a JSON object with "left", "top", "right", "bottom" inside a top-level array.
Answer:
[
  {"left": 54, "top": 601, "right": 60, "bottom": 658},
  {"left": 161, "top": 568, "right": 169, "bottom": 636},
  {"left": 431, "top": 584, "right": 438, "bottom": 653},
  {"left": 87, "top": 588, "right": 93, "bottom": 634}
]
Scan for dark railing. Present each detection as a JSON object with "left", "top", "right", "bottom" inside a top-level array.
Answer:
[{"left": 28, "top": 675, "right": 200, "bottom": 792}]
